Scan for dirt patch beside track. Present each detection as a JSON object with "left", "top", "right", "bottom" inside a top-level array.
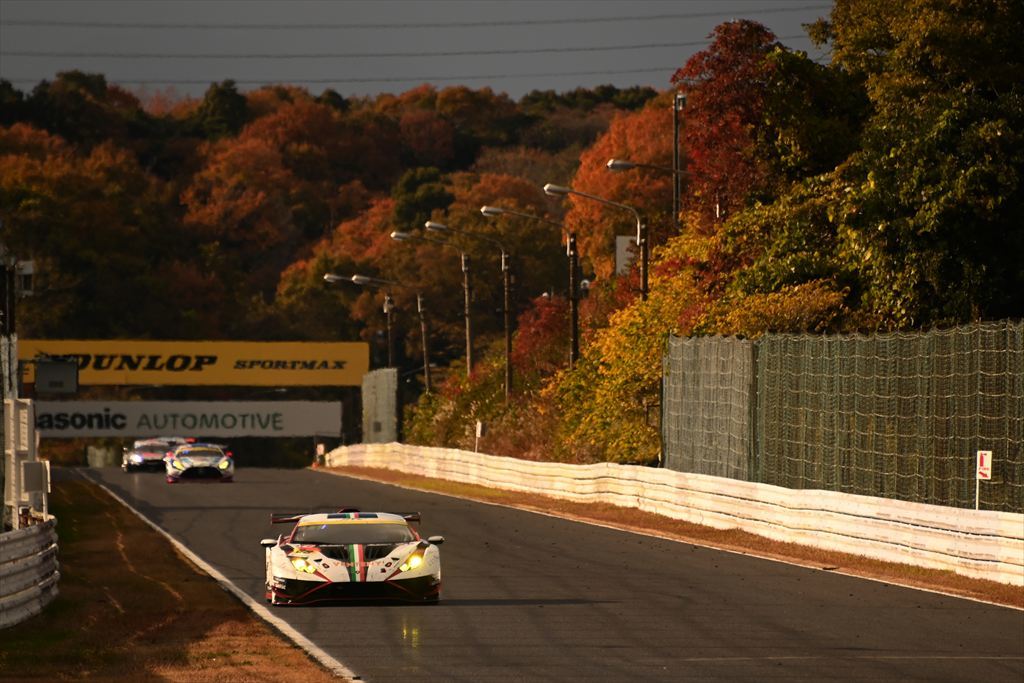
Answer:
[
  {"left": 325, "top": 465, "right": 1023, "bottom": 610},
  {"left": 0, "top": 475, "right": 343, "bottom": 682}
]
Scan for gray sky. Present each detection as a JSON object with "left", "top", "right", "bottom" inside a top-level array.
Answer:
[{"left": 0, "top": 0, "right": 833, "bottom": 100}]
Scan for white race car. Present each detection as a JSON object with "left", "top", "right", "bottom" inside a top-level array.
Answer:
[
  {"left": 262, "top": 508, "right": 443, "bottom": 605},
  {"left": 165, "top": 442, "right": 234, "bottom": 483}
]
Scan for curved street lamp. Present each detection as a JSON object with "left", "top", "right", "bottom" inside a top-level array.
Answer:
[
  {"left": 543, "top": 183, "right": 648, "bottom": 301},
  {"left": 323, "top": 272, "right": 432, "bottom": 393},
  {"left": 391, "top": 230, "right": 475, "bottom": 377},
  {"left": 480, "top": 206, "right": 580, "bottom": 368},
  {"left": 426, "top": 220, "right": 513, "bottom": 398},
  {"left": 606, "top": 157, "right": 690, "bottom": 231}
]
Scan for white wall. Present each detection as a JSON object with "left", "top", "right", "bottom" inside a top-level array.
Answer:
[{"left": 326, "top": 443, "right": 1024, "bottom": 587}]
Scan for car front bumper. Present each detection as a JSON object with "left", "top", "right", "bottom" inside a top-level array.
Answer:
[{"left": 268, "top": 575, "right": 441, "bottom": 605}]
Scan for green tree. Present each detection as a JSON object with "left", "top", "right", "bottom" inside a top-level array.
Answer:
[
  {"left": 818, "top": 0, "right": 1024, "bottom": 327},
  {"left": 391, "top": 167, "right": 454, "bottom": 229},
  {"left": 192, "top": 80, "right": 249, "bottom": 139}
]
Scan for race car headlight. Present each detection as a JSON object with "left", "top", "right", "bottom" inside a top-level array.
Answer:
[
  {"left": 290, "top": 557, "right": 316, "bottom": 574},
  {"left": 129, "top": 454, "right": 144, "bottom": 464},
  {"left": 399, "top": 553, "right": 424, "bottom": 572},
  {"left": 218, "top": 458, "right": 231, "bottom": 470},
  {"left": 172, "top": 459, "right": 186, "bottom": 470}
]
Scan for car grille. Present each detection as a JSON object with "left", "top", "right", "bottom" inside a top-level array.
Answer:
[
  {"left": 180, "top": 467, "right": 223, "bottom": 479},
  {"left": 317, "top": 544, "right": 399, "bottom": 562},
  {"left": 317, "top": 545, "right": 350, "bottom": 561}
]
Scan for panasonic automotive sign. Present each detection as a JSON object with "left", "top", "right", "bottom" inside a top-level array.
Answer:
[{"left": 35, "top": 401, "right": 342, "bottom": 438}]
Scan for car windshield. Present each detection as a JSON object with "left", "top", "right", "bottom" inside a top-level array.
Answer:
[
  {"left": 292, "top": 522, "right": 415, "bottom": 545},
  {"left": 178, "top": 448, "right": 222, "bottom": 458}
]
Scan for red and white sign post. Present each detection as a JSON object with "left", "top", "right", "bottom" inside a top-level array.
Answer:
[{"left": 976, "top": 450, "right": 993, "bottom": 510}]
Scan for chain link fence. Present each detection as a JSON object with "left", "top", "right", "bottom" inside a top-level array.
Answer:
[
  {"left": 663, "top": 321, "right": 1024, "bottom": 513},
  {"left": 662, "top": 336, "right": 755, "bottom": 480}
]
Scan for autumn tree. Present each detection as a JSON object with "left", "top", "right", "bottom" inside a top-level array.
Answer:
[
  {"left": 192, "top": 80, "right": 249, "bottom": 139},
  {"left": 816, "top": 0, "right": 1024, "bottom": 327},
  {"left": 669, "top": 21, "right": 785, "bottom": 228},
  {"left": 0, "top": 124, "right": 210, "bottom": 337},
  {"left": 561, "top": 93, "right": 677, "bottom": 280},
  {"left": 391, "top": 167, "right": 454, "bottom": 230}
]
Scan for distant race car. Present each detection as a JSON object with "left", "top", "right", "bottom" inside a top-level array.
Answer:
[
  {"left": 122, "top": 438, "right": 175, "bottom": 472},
  {"left": 262, "top": 509, "right": 444, "bottom": 605},
  {"left": 165, "top": 442, "right": 234, "bottom": 483}
]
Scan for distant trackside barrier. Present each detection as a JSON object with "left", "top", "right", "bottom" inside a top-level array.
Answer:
[
  {"left": 0, "top": 517, "right": 59, "bottom": 629},
  {"left": 325, "top": 443, "right": 1024, "bottom": 587}
]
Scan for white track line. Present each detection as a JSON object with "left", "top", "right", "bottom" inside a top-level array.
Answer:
[{"left": 78, "top": 470, "right": 360, "bottom": 681}]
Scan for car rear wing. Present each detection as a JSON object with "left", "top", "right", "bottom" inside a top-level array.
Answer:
[
  {"left": 270, "top": 511, "right": 422, "bottom": 524},
  {"left": 270, "top": 513, "right": 306, "bottom": 524}
]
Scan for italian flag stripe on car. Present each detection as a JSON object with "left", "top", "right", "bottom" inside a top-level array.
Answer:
[{"left": 347, "top": 544, "right": 363, "bottom": 582}]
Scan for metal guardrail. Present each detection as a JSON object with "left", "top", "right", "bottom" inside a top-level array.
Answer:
[{"left": 0, "top": 517, "right": 59, "bottom": 629}]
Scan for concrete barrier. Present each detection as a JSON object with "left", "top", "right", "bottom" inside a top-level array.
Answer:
[
  {"left": 0, "top": 518, "right": 59, "bottom": 629},
  {"left": 325, "top": 443, "right": 1024, "bottom": 587}
]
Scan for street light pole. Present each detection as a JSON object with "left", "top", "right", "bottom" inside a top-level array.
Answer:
[
  {"left": 673, "top": 92, "right": 686, "bottom": 231},
  {"left": 391, "top": 231, "right": 475, "bottom": 378},
  {"left": 383, "top": 292, "right": 395, "bottom": 368},
  {"left": 542, "top": 184, "right": 648, "bottom": 301},
  {"left": 415, "top": 293, "right": 431, "bottom": 393},
  {"left": 324, "top": 272, "right": 433, "bottom": 393},
  {"left": 426, "top": 220, "right": 512, "bottom": 398},
  {"left": 567, "top": 232, "right": 580, "bottom": 367},
  {"left": 461, "top": 252, "right": 473, "bottom": 376}
]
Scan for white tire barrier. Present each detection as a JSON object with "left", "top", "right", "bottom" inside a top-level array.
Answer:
[
  {"left": 326, "top": 443, "right": 1024, "bottom": 587},
  {"left": 0, "top": 519, "right": 59, "bottom": 629}
]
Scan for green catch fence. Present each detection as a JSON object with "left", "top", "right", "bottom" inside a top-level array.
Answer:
[{"left": 662, "top": 321, "right": 1024, "bottom": 513}]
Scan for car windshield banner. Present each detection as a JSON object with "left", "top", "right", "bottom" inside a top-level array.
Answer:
[
  {"left": 35, "top": 401, "right": 343, "bottom": 437},
  {"left": 19, "top": 340, "right": 369, "bottom": 386}
]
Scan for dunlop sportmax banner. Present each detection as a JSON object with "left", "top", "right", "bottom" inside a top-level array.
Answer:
[{"left": 19, "top": 340, "right": 369, "bottom": 386}]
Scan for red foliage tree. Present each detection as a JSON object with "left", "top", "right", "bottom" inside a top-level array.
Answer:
[
  {"left": 671, "top": 20, "right": 781, "bottom": 230},
  {"left": 511, "top": 294, "right": 570, "bottom": 383}
]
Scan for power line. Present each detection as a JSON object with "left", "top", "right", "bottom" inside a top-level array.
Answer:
[
  {"left": 0, "top": 6, "right": 832, "bottom": 31},
  {"left": 0, "top": 36, "right": 809, "bottom": 60},
  {"left": 1, "top": 66, "right": 688, "bottom": 87}
]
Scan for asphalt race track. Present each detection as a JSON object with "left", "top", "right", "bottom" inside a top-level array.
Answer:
[{"left": 78, "top": 466, "right": 1024, "bottom": 682}]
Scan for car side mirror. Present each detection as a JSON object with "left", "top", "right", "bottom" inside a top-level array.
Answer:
[
  {"left": 427, "top": 535, "right": 445, "bottom": 545},
  {"left": 260, "top": 538, "right": 277, "bottom": 548}
]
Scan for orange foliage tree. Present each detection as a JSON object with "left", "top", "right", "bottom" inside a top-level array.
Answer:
[
  {"left": 560, "top": 92, "right": 677, "bottom": 281},
  {"left": 0, "top": 123, "right": 222, "bottom": 337}
]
